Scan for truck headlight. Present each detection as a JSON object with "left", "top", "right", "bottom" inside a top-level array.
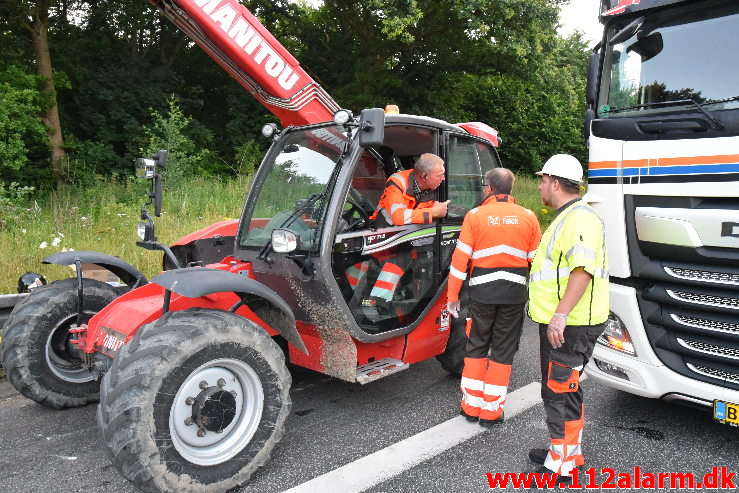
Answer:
[{"left": 597, "top": 312, "right": 636, "bottom": 356}]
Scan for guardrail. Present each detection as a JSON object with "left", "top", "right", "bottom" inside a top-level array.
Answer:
[{"left": 0, "top": 293, "right": 27, "bottom": 329}]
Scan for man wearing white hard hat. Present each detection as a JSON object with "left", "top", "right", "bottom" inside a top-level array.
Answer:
[{"left": 526, "top": 154, "right": 609, "bottom": 484}]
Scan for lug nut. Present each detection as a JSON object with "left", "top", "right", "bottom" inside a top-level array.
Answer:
[
  {"left": 185, "top": 397, "right": 195, "bottom": 405},
  {"left": 197, "top": 428, "right": 206, "bottom": 437},
  {"left": 184, "top": 417, "right": 194, "bottom": 426},
  {"left": 199, "top": 380, "right": 209, "bottom": 390},
  {"left": 217, "top": 378, "right": 226, "bottom": 388}
]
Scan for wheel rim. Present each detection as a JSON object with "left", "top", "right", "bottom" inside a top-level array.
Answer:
[
  {"left": 170, "top": 358, "right": 265, "bottom": 466},
  {"left": 44, "top": 312, "right": 96, "bottom": 384}
]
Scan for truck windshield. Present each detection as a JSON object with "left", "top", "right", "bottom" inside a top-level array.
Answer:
[
  {"left": 239, "top": 125, "right": 348, "bottom": 251},
  {"left": 601, "top": 2, "right": 739, "bottom": 116}
]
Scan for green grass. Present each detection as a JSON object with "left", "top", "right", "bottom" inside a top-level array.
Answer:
[
  {"left": 0, "top": 173, "right": 551, "bottom": 295},
  {"left": 0, "top": 176, "right": 251, "bottom": 294},
  {"left": 513, "top": 174, "right": 554, "bottom": 230}
]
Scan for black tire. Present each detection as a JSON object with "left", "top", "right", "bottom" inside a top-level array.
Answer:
[
  {"left": 98, "top": 308, "right": 291, "bottom": 493},
  {"left": 0, "top": 278, "right": 119, "bottom": 408},
  {"left": 436, "top": 294, "right": 470, "bottom": 377}
]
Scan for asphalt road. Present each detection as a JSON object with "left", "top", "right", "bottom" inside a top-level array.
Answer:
[{"left": 1, "top": 318, "right": 738, "bottom": 492}]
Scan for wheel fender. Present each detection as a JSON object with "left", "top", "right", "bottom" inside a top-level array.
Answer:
[
  {"left": 151, "top": 267, "right": 306, "bottom": 354},
  {"left": 43, "top": 251, "right": 147, "bottom": 288}
]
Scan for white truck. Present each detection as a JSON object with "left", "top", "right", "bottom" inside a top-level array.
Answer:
[{"left": 583, "top": 0, "right": 739, "bottom": 425}]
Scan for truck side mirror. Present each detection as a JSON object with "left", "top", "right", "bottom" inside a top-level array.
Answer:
[
  {"left": 586, "top": 52, "right": 600, "bottom": 107},
  {"left": 358, "top": 108, "right": 385, "bottom": 148}
]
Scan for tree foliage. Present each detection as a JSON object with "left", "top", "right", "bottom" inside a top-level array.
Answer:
[{"left": 0, "top": 0, "right": 592, "bottom": 189}]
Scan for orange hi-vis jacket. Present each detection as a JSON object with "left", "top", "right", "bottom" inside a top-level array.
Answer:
[
  {"left": 370, "top": 169, "right": 437, "bottom": 227},
  {"left": 448, "top": 194, "right": 541, "bottom": 305}
]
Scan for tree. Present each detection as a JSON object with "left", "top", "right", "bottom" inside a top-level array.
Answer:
[
  {"left": 260, "top": 0, "right": 588, "bottom": 173},
  {"left": 2, "top": 0, "right": 67, "bottom": 188}
]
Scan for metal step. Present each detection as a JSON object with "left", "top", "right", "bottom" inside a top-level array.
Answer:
[{"left": 356, "top": 358, "right": 409, "bottom": 384}]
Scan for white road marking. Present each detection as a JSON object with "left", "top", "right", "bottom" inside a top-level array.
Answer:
[{"left": 283, "top": 376, "right": 586, "bottom": 493}]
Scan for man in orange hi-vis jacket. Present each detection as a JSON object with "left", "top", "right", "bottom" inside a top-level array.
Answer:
[
  {"left": 346, "top": 154, "right": 449, "bottom": 310},
  {"left": 447, "top": 168, "right": 541, "bottom": 426}
]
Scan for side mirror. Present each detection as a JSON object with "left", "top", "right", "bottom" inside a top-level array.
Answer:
[
  {"left": 152, "top": 150, "right": 167, "bottom": 217},
  {"left": 136, "top": 149, "right": 168, "bottom": 217},
  {"left": 135, "top": 158, "right": 156, "bottom": 179},
  {"left": 584, "top": 108, "right": 595, "bottom": 139},
  {"left": 272, "top": 228, "right": 299, "bottom": 253},
  {"left": 358, "top": 108, "right": 385, "bottom": 148},
  {"left": 586, "top": 52, "right": 600, "bottom": 107}
]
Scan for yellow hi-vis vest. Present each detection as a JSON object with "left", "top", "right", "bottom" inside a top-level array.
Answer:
[{"left": 528, "top": 199, "right": 609, "bottom": 326}]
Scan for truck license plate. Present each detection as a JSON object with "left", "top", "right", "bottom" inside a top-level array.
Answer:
[{"left": 713, "top": 400, "right": 739, "bottom": 427}]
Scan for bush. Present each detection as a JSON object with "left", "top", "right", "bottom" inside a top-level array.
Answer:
[
  {"left": 0, "top": 65, "right": 48, "bottom": 174},
  {"left": 0, "top": 182, "right": 36, "bottom": 229}
]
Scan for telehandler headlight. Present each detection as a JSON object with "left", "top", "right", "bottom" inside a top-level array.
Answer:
[
  {"left": 137, "top": 222, "right": 149, "bottom": 241},
  {"left": 261, "top": 123, "right": 279, "bottom": 139},
  {"left": 271, "top": 228, "right": 299, "bottom": 253},
  {"left": 333, "top": 109, "right": 354, "bottom": 126},
  {"left": 597, "top": 312, "right": 636, "bottom": 356}
]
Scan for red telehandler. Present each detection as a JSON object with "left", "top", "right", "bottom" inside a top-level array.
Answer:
[{"left": 1, "top": 1, "right": 503, "bottom": 491}]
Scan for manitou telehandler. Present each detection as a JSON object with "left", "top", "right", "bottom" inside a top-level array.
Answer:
[{"left": 1, "top": 1, "right": 504, "bottom": 491}]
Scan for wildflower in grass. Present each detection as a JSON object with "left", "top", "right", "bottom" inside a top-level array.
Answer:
[
  {"left": 52, "top": 237, "right": 61, "bottom": 247},
  {"left": 22, "top": 229, "right": 27, "bottom": 234},
  {"left": 541, "top": 208, "right": 549, "bottom": 214},
  {"left": 39, "top": 241, "right": 48, "bottom": 249}
]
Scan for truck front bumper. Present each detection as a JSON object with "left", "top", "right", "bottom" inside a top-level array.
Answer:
[{"left": 584, "top": 283, "right": 739, "bottom": 407}]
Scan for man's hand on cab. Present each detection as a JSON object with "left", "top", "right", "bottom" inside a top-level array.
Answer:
[{"left": 432, "top": 200, "right": 451, "bottom": 218}]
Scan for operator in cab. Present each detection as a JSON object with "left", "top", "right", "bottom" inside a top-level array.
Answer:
[
  {"left": 345, "top": 153, "right": 450, "bottom": 316},
  {"left": 370, "top": 153, "right": 450, "bottom": 228}
]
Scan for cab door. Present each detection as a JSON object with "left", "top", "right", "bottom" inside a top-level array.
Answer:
[
  {"left": 402, "top": 132, "right": 502, "bottom": 362},
  {"left": 440, "top": 133, "right": 502, "bottom": 265}
]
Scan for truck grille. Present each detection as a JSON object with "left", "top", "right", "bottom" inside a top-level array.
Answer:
[
  {"left": 677, "top": 338, "right": 739, "bottom": 361},
  {"left": 666, "top": 289, "right": 739, "bottom": 309},
  {"left": 687, "top": 363, "right": 739, "bottom": 385},
  {"left": 665, "top": 267, "right": 739, "bottom": 286},
  {"left": 672, "top": 314, "right": 739, "bottom": 335},
  {"left": 628, "top": 195, "right": 739, "bottom": 393}
]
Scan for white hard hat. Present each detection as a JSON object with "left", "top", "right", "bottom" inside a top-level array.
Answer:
[{"left": 536, "top": 154, "right": 583, "bottom": 184}]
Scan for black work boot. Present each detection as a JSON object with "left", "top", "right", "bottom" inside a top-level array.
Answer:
[
  {"left": 459, "top": 409, "right": 478, "bottom": 422},
  {"left": 479, "top": 412, "right": 505, "bottom": 427},
  {"left": 528, "top": 448, "right": 548, "bottom": 465}
]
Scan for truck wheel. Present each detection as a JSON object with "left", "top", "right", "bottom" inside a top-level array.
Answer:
[
  {"left": 98, "top": 308, "right": 291, "bottom": 493},
  {"left": 0, "top": 278, "right": 119, "bottom": 409},
  {"left": 436, "top": 302, "right": 469, "bottom": 377}
]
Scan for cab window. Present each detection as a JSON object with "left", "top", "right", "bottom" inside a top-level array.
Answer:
[{"left": 445, "top": 135, "right": 500, "bottom": 220}]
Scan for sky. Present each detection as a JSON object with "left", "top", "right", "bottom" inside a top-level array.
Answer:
[{"left": 557, "top": 0, "right": 603, "bottom": 46}]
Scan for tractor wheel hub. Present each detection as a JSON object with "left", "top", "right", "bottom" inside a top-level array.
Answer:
[{"left": 192, "top": 386, "right": 237, "bottom": 432}]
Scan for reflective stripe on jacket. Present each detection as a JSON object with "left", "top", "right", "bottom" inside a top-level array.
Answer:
[
  {"left": 369, "top": 169, "right": 436, "bottom": 227},
  {"left": 528, "top": 199, "right": 609, "bottom": 325},
  {"left": 448, "top": 194, "right": 541, "bottom": 305}
]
